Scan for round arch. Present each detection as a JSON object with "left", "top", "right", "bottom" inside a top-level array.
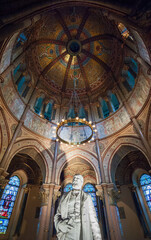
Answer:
[
  {"left": 102, "top": 136, "right": 150, "bottom": 183},
  {"left": 56, "top": 148, "right": 101, "bottom": 184},
  {"left": 6, "top": 138, "right": 53, "bottom": 183}
]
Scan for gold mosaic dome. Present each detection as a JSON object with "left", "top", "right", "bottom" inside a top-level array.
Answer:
[{"left": 26, "top": 7, "right": 124, "bottom": 97}]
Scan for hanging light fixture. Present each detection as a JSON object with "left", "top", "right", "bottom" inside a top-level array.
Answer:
[{"left": 56, "top": 57, "right": 97, "bottom": 145}]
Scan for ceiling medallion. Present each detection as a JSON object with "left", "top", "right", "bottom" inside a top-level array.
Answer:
[{"left": 67, "top": 39, "right": 82, "bottom": 56}]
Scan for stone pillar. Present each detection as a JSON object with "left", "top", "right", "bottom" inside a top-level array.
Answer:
[
  {"left": 37, "top": 184, "right": 50, "bottom": 240},
  {"left": 37, "top": 141, "right": 60, "bottom": 240},
  {"left": 43, "top": 183, "right": 55, "bottom": 240},
  {"left": 96, "top": 184, "right": 123, "bottom": 240},
  {"left": 49, "top": 185, "right": 61, "bottom": 238}
]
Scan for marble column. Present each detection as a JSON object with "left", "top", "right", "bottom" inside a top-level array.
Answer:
[
  {"left": 88, "top": 99, "right": 123, "bottom": 240},
  {"left": 37, "top": 184, "right": 50, "bottom": 240},
  {"left": 96, "top": 184, "right": 123, "bottom": 240},
  {"left": 49, "top": 185, "right": 61, "bottom": 238}
]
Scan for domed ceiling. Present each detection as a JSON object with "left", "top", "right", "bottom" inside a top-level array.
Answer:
[{"left": 26, "top": 7, "right": 124, "bottom": 97}]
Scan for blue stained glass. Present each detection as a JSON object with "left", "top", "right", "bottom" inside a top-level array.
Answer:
[
  {"left": 140, "top": 174, "right": 151, "bottom": 211},
  {"left": 83, "top": 183, "right": 98, "bottom": 217},
  {"left": 0, "top": 176, "right": 20, "bottom": 234},
  {"left": 63, "top": 183, "right": 73, "bottom": 193},
  {"left": 16, "top": 32, "right": 27, "bottom": 48}
]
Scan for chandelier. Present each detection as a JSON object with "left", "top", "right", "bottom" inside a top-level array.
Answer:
[
  {"left": 56, "top": 57, "right": 97, "bottom": 145},
  {"left": 56, "top": 117, "right": 95, "bottom": 145}
]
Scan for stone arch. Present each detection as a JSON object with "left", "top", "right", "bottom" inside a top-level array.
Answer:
[
  {"left": 6, "top": 138, "right": 53, "bottom": 183},
  {"left": 102, "top": 136, "right": 150, "bottom": 183},
  {"left": 56, "top": 148, "right": 100, "bottom": 184}
]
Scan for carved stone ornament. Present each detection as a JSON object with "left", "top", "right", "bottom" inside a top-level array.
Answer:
[
  {"left": 107, "top": 188, "right": 120, "bottom": 206},
  {"left": 39, "top": 187, "right": 49, "bottom": 205},
  {"left": 95, "top": 185, "right": 104, "bottom": 201},
  {"left": 0, "top": 177, "right": 9, "bottom": 189},
  {"left": 53, "top": 185, "right": 61, "bottom": 205}
]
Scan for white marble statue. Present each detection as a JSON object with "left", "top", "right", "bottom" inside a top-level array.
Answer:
[{"left": 54, "top": 174, "right": 102, "bottom": 240}]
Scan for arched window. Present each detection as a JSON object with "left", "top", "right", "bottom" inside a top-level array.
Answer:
[
  {"left": 108, "top": 92, "right": 119, "bottom": 112},
  {"left": 13, "top": 64, "right": 21, "bottom": 76},
  {"left": 140, "top": 174, "right": 151, "bottom": 211},
  {"left": 78, "top": 105, "right": 86, "bottom": 119},
  {"left": 63, "top": 183, "right": 73, "bottom": 193},
  {"left": 124, "top": 57, "right": 138, "bottom": 75},
  {"left": 15, "top": 32, "right": 27, "bottom": 48},
  {"left": 78, "top": 105, "right": 87, "bottom": 125},
  {"left": 101, "top": 99, "right": 109, "bottom": 118},
  {"left": 34, "top": 96, "right": 44, "bottom": 115},
  {"left": 122, "top": 70, "right": 135, "bottom": 90},
  {"left": 0, "top": 176, "right": 20, "bottom": 234},
  {"left": 83, "top": 183, "right": 98, "bottom": 217},
  {"left": 17, "top": 76, "right": 26, "bottom": 94},
  {"left": 44, "top": 101, "right": 53, "bottom": 121}
]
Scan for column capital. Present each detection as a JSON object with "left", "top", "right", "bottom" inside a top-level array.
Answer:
[
  {"left": 53, "top": 185, "right": 61, "bottom": 204},
  {"left": 97, "top": 183, "right": 120, "bottom": 205},
  {"left": 107, "top": 187, "right": 120, "bottom": 206},
  {"left": 96, "top": 184, "right": 104, "bottom": 201},
  {"left": 128, "top": 184, "right": 137, "bottom": 192},
  {"left": 0, "top": 177, "right": 9, "bottom": 189},
  {"left": 38, "top": 185, "right": 50, "bottom": 206}
]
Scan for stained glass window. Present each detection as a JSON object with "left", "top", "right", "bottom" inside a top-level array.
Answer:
[
  {"left": 0, "top": 176, "right": 20, "bottom": 234},
  {"left": 63, "top": 183, "right": 73, "bottom": 193},
  {"left": 83, "top": 183, "right": 98, "bottom": 217},
  {"left": 15, "top": 32, "right": 27, "bottom": 48},
  {"left": 140, "top": 174, "right": 151, "bottom": 211}
]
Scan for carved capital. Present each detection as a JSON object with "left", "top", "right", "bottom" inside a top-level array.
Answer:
[
  {"left": 22, "top": 185, "right": 30, "bottom": 193},
  {"left": 39, "top": 186, "right": 50, "bottom": 206},
  {"left": 53, "top": 185, "right": 61, "bottom": 205},
  {"left": 107, "top": 187, "right": 120, "bottom": 206},
  {"left": 128, "top": 184, "right": 137, "bottom": 192},
  {"left": 96, "top": 185, "right": 104, "bottom": 201},
  {"left": 0, "top": 177, "right": 9, "bottom": 189}
]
